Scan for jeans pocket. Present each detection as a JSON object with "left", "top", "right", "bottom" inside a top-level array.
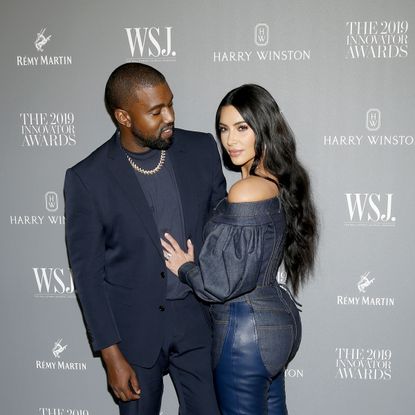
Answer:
[
  {"left": 256, "top": 324, "right": 294, "bottom": 377},
  {"left": 210, "top": 306, "right": 229, "bottom": 369}
]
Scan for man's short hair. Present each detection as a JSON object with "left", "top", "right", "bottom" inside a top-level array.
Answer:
[{"left": 104, "top": 63, "right": 166, "bottom": 124}]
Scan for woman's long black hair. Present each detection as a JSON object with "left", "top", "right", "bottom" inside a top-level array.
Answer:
[{"left": 215, "top": 84, "right": 318, "bottom": 295}]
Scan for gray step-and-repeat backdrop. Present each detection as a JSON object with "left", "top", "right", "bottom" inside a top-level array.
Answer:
[{"left": 1, "top": 1, "right": 414, "bottom": 414}]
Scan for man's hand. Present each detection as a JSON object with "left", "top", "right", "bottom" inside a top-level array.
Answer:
[{"left": 101, "top": 344, "right": 141, "bottom": 401}]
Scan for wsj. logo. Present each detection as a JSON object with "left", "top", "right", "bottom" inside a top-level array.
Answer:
[
  {"left": 33, "top": 267, "right": 75, "bottom": 298},
  {"left": 366, "top": 109, "right": 381, "bottom": 131},
  {"left": 345, "top": 193, "right": 396, "bottom": 226},
  {"left": 255, "top": 23, "right": 269, "bottom": 47},
  {"left": 34, "top": 28, "right": 51, "bottom": 52},
  {"left": 357, "top": 271, "right": 375, "bottom": 293},
  {"left": 52, "top": 339, "right": 67, "bottom": 358},
  {"left": 125, "top": 27, "right": 176, "bottom": 61},
  {"left": 45, "top": 191, "right": 58, "bottom": 212}
]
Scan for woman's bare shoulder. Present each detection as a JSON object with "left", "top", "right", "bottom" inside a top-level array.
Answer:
[{"left": 227, "top": 176, "right": 279, "bottom": 203}]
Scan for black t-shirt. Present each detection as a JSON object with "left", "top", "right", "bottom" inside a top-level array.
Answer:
[{"left": 125, "top": 147, "right": 191, "bottom": 300}]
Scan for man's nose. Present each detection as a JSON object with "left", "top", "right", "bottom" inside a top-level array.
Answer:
[{"left": 162, "top": 106, "right": 175, "bottom": 124}]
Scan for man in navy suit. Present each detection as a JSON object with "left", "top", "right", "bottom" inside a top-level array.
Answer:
[{"left": 64, "top": 63, "right": 226, "bottom": 414}]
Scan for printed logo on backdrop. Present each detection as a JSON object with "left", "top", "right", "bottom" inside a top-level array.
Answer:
[
  {"left": 366, "top": 109, "right": 381, "bottom": 131},
  {"left": 17, "top": 28, "right": 72, "bottom": 66},
  {"left": 35, "top": 338, "right": 87, "bottom": 371},
  {"left": 344, "top": 193, "right": 396, "bottom": 227},
  {"left": 345, "top": 20, "right": 408, "bottom": 59},
  {"left": 34, "top": 28, "right": 51, "bottom": 52},
  {"left": 357, "top": 271, "right": 375, "bottom": 293},
  {"left": 10, "top": 191, "right": 66, "bottom": 226},
  {"left": 337, "top": 271, "right": 395, "bottom": 307},
  {"left": 33, "top": 267, "right": 75, "bottom": 299},
  {"left": 39, "top": 408, "right": 90, "bottom": 415},
  {"left": 213, "top": 23, "right": 311, "bottom": 62},
  {"left": 277, "top": 268, "right": 287, "bottom": 284},
  {"left": 19, "top": 112, "right": 76, "bottom": 147},
  {"left": 285, "top": 367, "right": 304, "bottom": 379},
  {"left": 323, "top": 108, "right": 414, "bottom": 147},
  {"left": 254, "top": 23, "right": 269, "bottom": 47},
  {"left": 52, "top": 339, "right": 67, "bottom": 358},
  {"left": 125, "top": 27, "right": 176, "bottom": 62},
  {"left": 45, "top": 191, "right": 59, "bottom": 212},
  {"left": 335, "top": 348, "right": 392, "bottom": 380}
]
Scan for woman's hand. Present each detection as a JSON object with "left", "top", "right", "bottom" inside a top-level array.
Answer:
[{"left": 161, "top": 233, "right": 194, "bottom": 276}]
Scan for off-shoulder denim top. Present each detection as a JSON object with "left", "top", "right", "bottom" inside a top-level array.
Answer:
[{"left": 178, "top": 196, "right": 286, "bottom": 303}]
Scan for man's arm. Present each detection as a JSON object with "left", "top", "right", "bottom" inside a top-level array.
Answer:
[
  {"left": 64, "top": 168, "right": 120, "bottom": 349},
  {"left": 101, "top": 344, "right": 141, "bottom": 401},
  {"left": 64, "top": 168, "right": 139, "bottom": 401}
]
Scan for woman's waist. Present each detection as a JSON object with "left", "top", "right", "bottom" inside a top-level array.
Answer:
[
  {"left": 211, "top": 285, "right": 300, "bottom": 314},
  {"left": 226, "top": 285, "right": 280, "bottom": 303},
  {"left": 210, "top": 285, "right": 299, "bottom": 326}
]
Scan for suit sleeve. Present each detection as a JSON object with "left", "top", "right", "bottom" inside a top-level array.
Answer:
[
  {"left": 207, "top": 134, "right": 227, "bottom": 210},
  {"left": 64, "top": 168, "right": 121, "bottom": 351}
]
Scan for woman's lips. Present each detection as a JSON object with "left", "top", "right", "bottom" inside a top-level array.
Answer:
[{"left": 228, "top": 149, "right": 243, "bottom": 157}]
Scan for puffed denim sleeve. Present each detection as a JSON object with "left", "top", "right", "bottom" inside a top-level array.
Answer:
[{"left": 178, "top": 223, "right": 264, "bottom": 302}]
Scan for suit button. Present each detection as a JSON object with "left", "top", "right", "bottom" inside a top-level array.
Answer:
[
  {"left": 160, "top": 272, "right": 166, "bottom": 279},
  {"left": 159, "top": 305, "right": 165, "bottom": 312}
]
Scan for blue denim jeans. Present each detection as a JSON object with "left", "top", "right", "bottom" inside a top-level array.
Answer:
[{"left": 211, "top": 286, "right": 301, "bottom": 414}]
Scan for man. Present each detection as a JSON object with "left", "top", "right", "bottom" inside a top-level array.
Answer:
[{"left": 64, "top": 63, "right": 226, "bottom": 414}]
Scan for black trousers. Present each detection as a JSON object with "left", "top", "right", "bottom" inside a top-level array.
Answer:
[{"left": 119, "top": 293, "right": 220, "bottom": 415}]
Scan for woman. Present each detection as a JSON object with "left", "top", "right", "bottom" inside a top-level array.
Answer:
[{"left": 161, "top": 84, "right": 318, "bottom": 414}]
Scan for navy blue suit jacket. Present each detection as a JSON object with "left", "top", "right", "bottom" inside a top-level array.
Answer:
[{"left": 64, "top": 129, "right": 226, "bottom": 367}]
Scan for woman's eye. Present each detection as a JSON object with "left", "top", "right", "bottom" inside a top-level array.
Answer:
[
  {"left": 152, "top": 111, "right": 161, "bottom": 116},
  {"left": 238, "top": 124, "right": 248, "bottom": 131},
  {"left": 219, "top": 126, "right": 227, "bottom": 133}
]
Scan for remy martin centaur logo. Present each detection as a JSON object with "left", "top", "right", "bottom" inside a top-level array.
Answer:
[
  {"left": 34, "top": 28, "right": 51, "bottom": 52},
  {"left": 35, "top": 338, "right": 87, "bottom": 371},
  {"left": 52, "top": 339, "right": 67, "bottom": 358},
  {"left": 337, "top": 271, "right": 395, "bottom": 307},
  {"left": 17, "top": 28, "right": 72, "bottom": 66}
]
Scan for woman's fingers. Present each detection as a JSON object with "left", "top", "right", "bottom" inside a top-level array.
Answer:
[
  {"left": 187, "top": 239, "right": 194, "bottom": 261},
  {"left": 163, "top": 233, "right": 181, "bottom": 251},
  {"left": 160, "top": 238, "right": 172, "bottom": 253}
]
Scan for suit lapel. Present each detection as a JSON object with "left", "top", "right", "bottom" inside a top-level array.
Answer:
[{"left": 106, "top": 133, "right": 164, "bottom": 259}]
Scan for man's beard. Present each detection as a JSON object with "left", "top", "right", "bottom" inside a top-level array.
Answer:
[{"left": 131, "top": 124, "right": 174, "bottom": 150}]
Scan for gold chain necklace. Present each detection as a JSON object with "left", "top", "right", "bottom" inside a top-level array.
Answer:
[{"left": 125, "top": 150, "right": 166, "bottom": 175}]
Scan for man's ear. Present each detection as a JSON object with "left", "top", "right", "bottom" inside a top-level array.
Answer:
[{"left": 115, "top": 109, "right": 131, "bottom": 128}]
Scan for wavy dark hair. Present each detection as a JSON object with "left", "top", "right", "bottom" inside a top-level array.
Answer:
[{"left": 215, "top": 84, "right": 318, "bottom": 295}]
